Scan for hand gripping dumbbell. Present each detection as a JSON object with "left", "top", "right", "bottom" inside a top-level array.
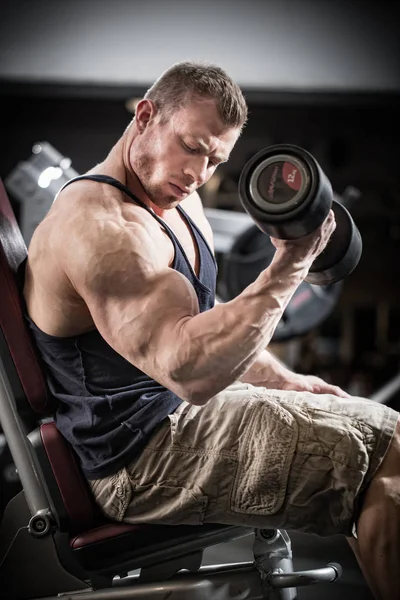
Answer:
[{"left": 238, "top": 144, "right": 362, "bottom": 286}]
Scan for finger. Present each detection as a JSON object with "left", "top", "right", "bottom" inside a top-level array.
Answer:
[
  {"left": 324, "top": 385, "right": 350, "bottom": 398},
  {"left": 333, "top": 387, "right": 351, "bottom": 398},
  {"left": 311, "top": 381, "right": 350, "bottom": 398}
]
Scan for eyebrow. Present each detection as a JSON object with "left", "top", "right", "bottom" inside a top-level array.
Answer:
[{"left": 191, "top": 137, "right": 229, "bottom": 163}]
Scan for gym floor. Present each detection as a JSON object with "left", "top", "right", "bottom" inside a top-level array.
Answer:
[{"left": 202, "top": 530, "right": 374, "bottom": 599}]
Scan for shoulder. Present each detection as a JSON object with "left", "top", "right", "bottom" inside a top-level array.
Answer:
[
  {"left": 66, "top": 211, "right": 162, "bottom": 296},
  {"left": 38, "top": 181, "right": 163, "bottom": 297}
]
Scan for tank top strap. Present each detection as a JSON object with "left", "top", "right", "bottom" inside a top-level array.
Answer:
[{"left": 59, "top": 174, "right": 179, "bottom": 240}]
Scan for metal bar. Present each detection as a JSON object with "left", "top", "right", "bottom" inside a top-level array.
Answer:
[
  {"left": 269, "top": 562, "right": 342, "bottom": 588},
  {"left": 97, "top": 526, "right": 252, "bottom": 578},
  {"left": 0, "top": 357, "right": 51, "bottom": 518},
  {"left": 34, "top": 564, "right": 265, "bottom": 600},
  {"left": 370, "top": 372, "right": 400, "bottom": 405}
]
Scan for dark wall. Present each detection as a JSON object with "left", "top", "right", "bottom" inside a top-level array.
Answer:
[{"left": 0, "top": 93, "right": 131, "bottom": 183}]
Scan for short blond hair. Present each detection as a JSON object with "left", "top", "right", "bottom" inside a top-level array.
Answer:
[{"left": 144, "top": 61, "right": 248, "bottom": 131}]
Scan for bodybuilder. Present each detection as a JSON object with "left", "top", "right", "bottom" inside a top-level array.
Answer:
[{"left": 23, "top": 62, "right": 400, "bottom": 599}]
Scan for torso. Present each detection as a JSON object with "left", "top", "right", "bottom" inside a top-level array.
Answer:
[{"left": 23, "top": 166, "right": 213, "bottom": 338}]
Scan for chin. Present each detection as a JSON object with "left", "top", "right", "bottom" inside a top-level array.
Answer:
[
  {"left": 161, "top": 198, "right": 180, "bottom": 210},
  {"left": 149, "top": 191, "right": 179, "bottom": 210}
]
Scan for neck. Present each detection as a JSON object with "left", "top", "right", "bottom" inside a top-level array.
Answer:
[
  {"left": 104, "top": 128, "right": 176, "bottom": 220},
  {"left": 101, "top": 131, "right": 154, "bottom": 213}
]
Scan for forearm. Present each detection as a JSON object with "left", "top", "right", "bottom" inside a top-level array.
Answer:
[
  {"left": 165, "top": 249, "right": 310, "bottom": 404},
  {"left": 213, "top": 297, "right": 292, "bottom": 387}
]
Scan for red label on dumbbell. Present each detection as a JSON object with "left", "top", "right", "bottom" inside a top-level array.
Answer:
[{"left": 282, "top": 162, "right": 302, "bottom": 191}]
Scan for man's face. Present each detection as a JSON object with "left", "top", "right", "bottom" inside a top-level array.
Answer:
[{"left": 132, "top": 97, "right": 240, "bottom": 209}]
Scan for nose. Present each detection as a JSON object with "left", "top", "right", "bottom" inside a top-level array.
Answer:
[{"left": 183, "top": 156, "right": 209, "bottom": 187}]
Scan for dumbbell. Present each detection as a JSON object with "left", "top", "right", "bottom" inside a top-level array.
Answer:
[{"left": 238, "top": 144, "right": 362, "bottom": 286}]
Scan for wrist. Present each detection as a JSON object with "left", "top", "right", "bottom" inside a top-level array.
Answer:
[
  {"left": 270, "top": 250, "right": 311, "bottom": 283},
  {"left": 241, "top": 349, "right": 294, "bottom": 388}
]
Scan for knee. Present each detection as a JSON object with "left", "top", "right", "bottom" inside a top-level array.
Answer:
[
  {"left": 366, "top": 418, "right": 400, "bottom": 494},
  {"left": 380, "top": 419, "right": 400, "bottom": 472}
]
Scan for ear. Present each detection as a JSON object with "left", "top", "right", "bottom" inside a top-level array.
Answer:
[{"left": 135, "top": 99, "right": 158, "bottom": 133}]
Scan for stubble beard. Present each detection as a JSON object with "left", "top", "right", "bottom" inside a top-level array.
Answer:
[{"left": 135, "top": 151, "right": 178, "bottom": 210}]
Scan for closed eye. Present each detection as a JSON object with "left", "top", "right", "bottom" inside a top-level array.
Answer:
[
  {"left": 182, "top": 141, "right": 198, "bottom": 153},
  {"left": 182, "top": 141, "right": 221, "bottom": 168}
]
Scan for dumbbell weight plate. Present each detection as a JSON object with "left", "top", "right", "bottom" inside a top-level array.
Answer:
[
  {"left": 239, "top": 144, "right": 362, "bottom": 285},
  {"left": 249, "top": 153, "right": 311, "bottom": 214},
  {"left": 306, "top": 199, "right": 362, "bottom": 286},
  {"left": 239, "top": 144, "right": 333, "bottom": 240}
]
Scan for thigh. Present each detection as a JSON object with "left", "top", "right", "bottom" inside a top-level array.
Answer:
[
  {"left": 90, "top": 383, "right": 399, "bottom": 537},
  {"left": 121, "top": 382, "right": 300, "bottom": 526},
  {"left": 271, "top": 390, "right": 399, "bottom": 536}
]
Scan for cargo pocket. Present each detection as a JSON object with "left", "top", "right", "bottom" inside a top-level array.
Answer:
[
  {"left": 89, "top": 467, "right": 132, "bottom": 522},
  {"left": 230, "top": 395, "right": 298, "bottom": 516},
  {"left": 127, "top": 478, "right": 208, "bottom": 526}
]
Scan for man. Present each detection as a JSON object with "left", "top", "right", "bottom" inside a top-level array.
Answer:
[{"left": 23, "top": 61, "right": 400, "bottom": 599}]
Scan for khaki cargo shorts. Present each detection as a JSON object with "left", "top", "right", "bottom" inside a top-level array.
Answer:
[{"left": 89, "top": 382, "right": 399, "bottom": 537}]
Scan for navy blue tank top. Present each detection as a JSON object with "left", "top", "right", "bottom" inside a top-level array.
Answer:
[{"left": 25, "top": 175, "right": 217, "bottom": 479}]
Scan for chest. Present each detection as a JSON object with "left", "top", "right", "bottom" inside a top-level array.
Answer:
[{"left": 159, "top": 212, "right": 201, "bottom": 276}]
